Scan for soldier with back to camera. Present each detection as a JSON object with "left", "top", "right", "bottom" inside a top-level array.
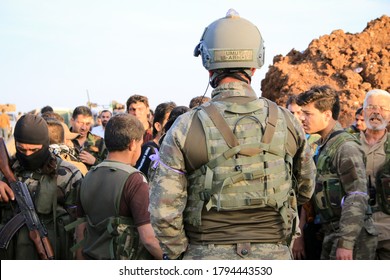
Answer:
[{"left": 149, "top": 9, "right": 316, "bottom": 260}]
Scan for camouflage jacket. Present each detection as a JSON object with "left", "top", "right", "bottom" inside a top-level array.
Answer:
[
  {"left": 315, "top": 122, "right": 372, "bottom": 250},
  {"left": 72, "top": 131, "right": 107, "bottom": 169},
  {"left": 0, "top": 155, "right": 83, "bottom": 259},
  {"left": 149, "top": 81, "right": 316, "bottom": 258},
  {"left": 359, "top": 130, "right": 390, "bottom": 242}
]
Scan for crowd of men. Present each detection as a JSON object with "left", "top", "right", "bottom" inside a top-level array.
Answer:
[{"left": 0, "top": 9, "right": 389, "bottom": 260}]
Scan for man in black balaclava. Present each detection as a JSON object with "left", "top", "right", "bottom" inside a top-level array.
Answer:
[
  {"left": 13, "top": 114, "right": 51, "bottom": 171},
  {"left": 0, "top": 113, "right": 84, "bottom": 260}
]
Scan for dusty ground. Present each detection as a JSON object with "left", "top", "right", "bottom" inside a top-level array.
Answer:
[{"left": 261, "top": 15, "right": 390, "bottom": 127}]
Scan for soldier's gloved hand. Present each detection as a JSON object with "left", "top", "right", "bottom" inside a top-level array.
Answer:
[{"left": 0, "top": 181, "right": 15, "bottom": 203}]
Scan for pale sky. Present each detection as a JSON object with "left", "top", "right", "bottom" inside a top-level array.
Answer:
[{"left": 0, "top": 0, "right": 389, "bottom": 113}]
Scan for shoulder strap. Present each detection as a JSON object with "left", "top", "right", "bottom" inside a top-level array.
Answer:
[
  {"left": 315, "top": 130, "right": 356, "bottom": 165},
  {"left": 93, "top": 161, "right": 139, "bottom": 176},
  {"left": 184, "top": 99, "right": 290, "bottom": 172},
  {"left": 202, "top": 103, "right": 239, "bottom": 148},
  {"left": 262, "top": 99, "right": 278, "bottom": 144},
  {"left": 279, "top": 107, "right": 299, "bottom": 157},
  {"left": 385, "top": 133, "right": 390, "bottom": 162}
]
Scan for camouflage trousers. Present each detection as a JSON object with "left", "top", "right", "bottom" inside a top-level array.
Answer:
[
  {"left": 182, "top": 242, "right": 292, "bottom": 260},
  {"left": 376, "top": 239, "right": 390, "bottom": 260},
  {"left": 321, "top": 224, "right": 378, "bottom": 260}
]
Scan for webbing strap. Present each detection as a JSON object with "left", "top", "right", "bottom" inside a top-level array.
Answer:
[
  {"left": 213, "top": 188, "right": 289, "bottom": 210},
  {"left": 385, "top": 133, "right": 390, "bottom": 162},
  {"left": 202, "top": 100, "right": 281, "bottom": 152},
  {"left": 262, "top": 100, "right": 278, "bottom": 144},
  {"left": 280, "top": 108, "right": 298, "bottom": 156},
  {"left": 202, "top": 103, "right": 239, "bottom": 148}
]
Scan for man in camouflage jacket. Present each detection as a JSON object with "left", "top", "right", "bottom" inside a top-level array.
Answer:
[{"left": 297, "top": 85, "right": 377, "bottom": 260}]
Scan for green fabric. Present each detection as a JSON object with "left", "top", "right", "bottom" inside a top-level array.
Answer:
[
  {"left": 375, "top": 133, "right": 390, "bottom": 214},
  {"left": 185, "top": 98, "right": 297, "bottom": 228},
  {"left": 79, "top": 160, "right": 150, "bottom": 260},
  {"left": 314, "top": 131, "right": 361, "bottom": 222}
]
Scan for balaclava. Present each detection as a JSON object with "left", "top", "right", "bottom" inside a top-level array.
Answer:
[{"left": 14, "top": 114, "right": 51, "bottom": 170}]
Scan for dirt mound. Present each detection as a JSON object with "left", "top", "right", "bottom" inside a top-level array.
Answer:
[{"left": 261, "top": 15, "right": 390, "bottom": 127}]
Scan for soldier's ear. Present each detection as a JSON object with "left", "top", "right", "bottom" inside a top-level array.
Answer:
[
  {"left": 324, "top": 110, "right": 332, "bottom": 121},
  {"left": 128, "top": 140, "right": 136, "bottom": 151}
]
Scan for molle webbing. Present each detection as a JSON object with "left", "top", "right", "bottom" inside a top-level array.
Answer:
[
  {"left": 314, "top": 131, "right": 359, "bottom": 222},
  {"left": 184, "top": 98, "right": 297, "bottom": 227}
]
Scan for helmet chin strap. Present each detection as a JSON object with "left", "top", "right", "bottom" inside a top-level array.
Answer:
[{"left": 210, "top": 69, "right": 252, "bottom": 88}]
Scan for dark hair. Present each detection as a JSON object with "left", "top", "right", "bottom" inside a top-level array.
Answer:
[
  {"left": 99, "top": 109, "right": 112, "bottom": 117},
  {"left": 164, "top": 106, "right": 190, "bottom": 132},
  {"left": 41, "top": 111, "right": 65, "bottom": 122},
  {"left": 189, "top": 96, "right": 211, "bottom": 109},
  {"left": 40, "top": 105, "right": 54, "bottom": 114},
  {"left": 126, "top": 95, "right": 150, "bottom": 113},
  {"left": 72, "top": 106, "right": 92, "bottom": 119},
  {"left": 152, "top": 102, "right": 176, "bottom": 137},
  {"left": 104, "top": 114, "right": 144, "bottom": 152},
  {"left": 296, "top": 85, "right": 340, "bottom": 120},
  {"left": 355, "top": 107, "right": 363, "bottom": 116},
  {"left": 286, "top": 95, "right": 298, "bottom": 108}
]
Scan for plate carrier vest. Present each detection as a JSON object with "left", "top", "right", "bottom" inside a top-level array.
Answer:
[
  {"left": 182, "top": 96, "right": 299, "bottom": 228},
  {"left": 313, "top": 131, "right": 361, "bottom": 223}
]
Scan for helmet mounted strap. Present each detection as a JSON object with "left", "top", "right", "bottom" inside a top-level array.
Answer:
[{"left": 210, "top": 69, "right": 252, "bottom": 88}]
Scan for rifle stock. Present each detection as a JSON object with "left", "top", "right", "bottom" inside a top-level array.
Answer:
[{"left": 0, "top": 137, "right": 54, "bottom": 259}]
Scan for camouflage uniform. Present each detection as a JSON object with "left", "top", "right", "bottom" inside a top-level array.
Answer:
[
  {"left": 71, "top": 131, "right": 107, "bottom": 169},
  {"left": 149, "top": 82, "right": 315, "bottom": 260},
  {"left": 314, "top": 123, "right": 377, "bottom": 260},
  {"left": 344, "top": 125, "right": 360, "bottom": 134},
  {"left": 0, "top": 155, "right": 83, "bottom": 259},
  {"left": 359, "top": 130, "right": 390, "bottom": 259}
]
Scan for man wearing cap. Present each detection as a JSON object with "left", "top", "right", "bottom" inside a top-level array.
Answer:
[{"left": 0, "top": 114, "right": 83, "bottom": 259}]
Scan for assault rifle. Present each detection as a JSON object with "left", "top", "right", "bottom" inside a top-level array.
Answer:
[{"left": 0, "top": 138, "right": 54, "bottom": 259}]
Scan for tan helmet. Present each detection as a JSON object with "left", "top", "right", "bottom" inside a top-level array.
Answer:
[{"left": 194, "top": 9, "right": 265, "bottom": 71}]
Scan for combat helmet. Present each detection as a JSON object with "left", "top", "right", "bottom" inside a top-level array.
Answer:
[{"left": 194, "top": 9, "right": 265, "bottom": 71}]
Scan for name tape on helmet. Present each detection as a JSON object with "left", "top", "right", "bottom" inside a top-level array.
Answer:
[{"left": 213, "top": 49, "right": 253, "bottom": 62}]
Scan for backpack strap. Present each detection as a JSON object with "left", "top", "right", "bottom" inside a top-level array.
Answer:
[
  {"left": 279, "top": 108, "right": 299, "bottom": 157},
  {"left": 202, "top": 103, "right": 239, "bottom": 148},
  {"left": 314, "top": 130, "right": 346, "bottom": 164},
  {"left": 262, "top": 99, "right": 278, "bottom": 144}
]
